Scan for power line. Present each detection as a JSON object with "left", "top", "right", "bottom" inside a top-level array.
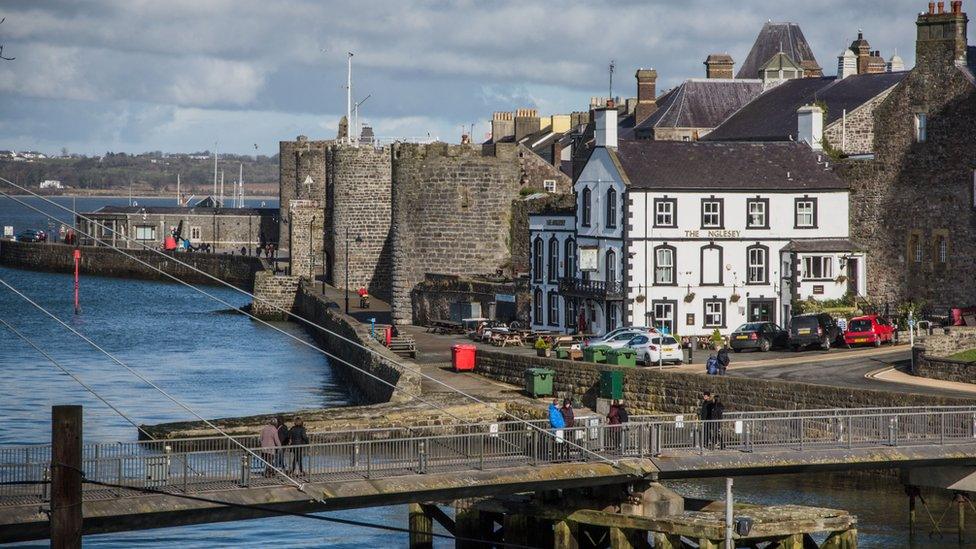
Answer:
[{"left": 0, "top": 182, "right": 614, "bottom": 465}]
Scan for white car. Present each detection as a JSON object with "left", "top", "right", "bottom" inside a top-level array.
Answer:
[
  {"left": 629, "top": 334, "right": 684, "bottom": 365},
  {"left": 588, "top": 329, "right": 649, "bottom": 349}
]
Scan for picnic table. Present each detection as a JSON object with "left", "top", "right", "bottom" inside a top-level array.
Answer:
[{"left": 427, "top": 319, "right": 464, "bottom": 334}]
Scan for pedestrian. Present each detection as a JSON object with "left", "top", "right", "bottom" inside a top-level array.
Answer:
[
  {"left": 548, "top": 399, "right": 566, "bottom": 429},
  {"left": 717, "top": 347, "right": 730, "bottom": 375},
  {"left": 706, "top": 354, "right": 720, "bottom": 375},
  {"left": 700, "top": 391, "right": 714, "bottom": 448},
  {"left": 276, "top": 415, "right": 290, "bottom": 468},
  {"left": 607, "top": 399, "right": 628, "bottom": 451},
  {"left": 710, "top": 395, "right": 725, "bottom": 449},
  {"left": 560, "top": 398, "right": 575, "bottom": 428},
  {"left": 259, "top": 418, "right": 281, "bottom": 477},
  {"left": 288, "top": 416, "right": 310, "bottom": 475}
]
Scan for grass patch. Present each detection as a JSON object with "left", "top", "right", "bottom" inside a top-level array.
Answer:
[{"left": 948, "top": 349, "right": 976, "bottom": 363}]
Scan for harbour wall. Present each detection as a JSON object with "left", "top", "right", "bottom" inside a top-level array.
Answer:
[{"left": 0, "top": 240, "right": 263, "bottom": 290}]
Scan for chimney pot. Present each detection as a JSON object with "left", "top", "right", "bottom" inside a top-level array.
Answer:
[
  {"left": 953, "top": 0, "right": 963, "bottom": 14},
  {"left": 938, "top": 1, "right": 945, "bottom": 13},
  {"left": 930, "top": 1, "right": 937, "bottom": 13}
]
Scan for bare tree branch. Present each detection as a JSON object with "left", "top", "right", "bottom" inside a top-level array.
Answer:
[{"left": 0, "top": 17, "right": 13, "bottom": 61}]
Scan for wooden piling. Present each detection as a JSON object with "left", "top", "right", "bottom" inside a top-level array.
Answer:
[
  {"left": 553, "top": 519, "right": 579, "bottom": 549},
  {"left": 408, "top": 503, "right": 433, "bottom": 549},
  {"left": 51, "top": 405, "right": 82, "bottom": 549}
]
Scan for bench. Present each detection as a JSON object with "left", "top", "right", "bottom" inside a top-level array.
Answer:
[{"left": 387, "top": 336, "right": 417, "bottom": 358}]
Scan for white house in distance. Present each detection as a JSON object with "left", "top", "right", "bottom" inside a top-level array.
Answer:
[{"left": 529, "top": 104, "right": 866, "bottom": 337}]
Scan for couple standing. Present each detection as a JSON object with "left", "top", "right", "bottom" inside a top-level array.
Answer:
[{"left": 259, "top": 416, "right": 311, "bottom": 477}]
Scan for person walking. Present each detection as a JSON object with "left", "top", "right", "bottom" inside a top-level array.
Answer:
[
  {"left": 259, "top": 418, "right": 281, "bottom": 477},
  {"left": 548, "top": 398, "right": 566, "bottom": 460},
  {"left": 709, "top": 395, "right": 726, "bottom": 449},
  {"left": 717, "top": 347, "right": 730, "bottom": 375},
  {"left": 276, "top": 415, "right": 290, "bottom": 468},
  {"left": 548, "top": 399, "right": 566, "bottom": 429},
  {"left": 700, "top": 392, "right": 714, "bottom": 449},
  {"left": 607, "top": 399, "right": 629, "bottom": 452},
  {"left": 560, "top": 399, "right": 575, "bottom": 459},
  {"left": 288, "top": 417, "right": 310, "bottom": 476}
]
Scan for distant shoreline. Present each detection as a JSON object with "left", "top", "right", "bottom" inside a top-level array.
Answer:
[{"left": 8, "top": 193, "right": 280, "bottom": 201}]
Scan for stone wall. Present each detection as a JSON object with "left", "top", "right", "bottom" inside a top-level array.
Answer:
[
  {"left": 914, "top": 353, "right": 976, "bottom": 384},
  {"left": 251, "top": 271, "right": 300, "bottom": 320},
  {"left": 288, "top": 199, "right": 323, "bottom": 278},
  {"left": 920, "top": 327, "right": 976, "bottom": 357},
  {"left": 390, "top": 142, "right": 522, "bottom": 324},
  {"left": 279, "top": 136, "right": 330, "bottom": 251},
  {"left": 517, "top": 144, "right": 572, "bottom": 193},
  {"left": 0, "top": 240, "right": 263, "bottom": 290},
  {"left": 328, "top": 144, "right": 393, "bottom": 301},
  {"left": 823, "top": 87, "right": 894, "bottom": 155},
  {"left": 475, "top": 349, "right": 975, "bottom": 415},
  {"left": 294, "top": 280, "right": 421, "bottom": 404},
  {"left": 410, "top": 273, "right": 518, "bottom": 325}
]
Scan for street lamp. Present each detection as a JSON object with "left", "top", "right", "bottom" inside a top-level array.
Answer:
[{"left": 344, "top": 227, "right": 363, "bottom": 314}]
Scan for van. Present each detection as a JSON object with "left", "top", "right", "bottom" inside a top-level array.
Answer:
[{"left": 789, "top": 313, "right": 842, "bottom": 351}]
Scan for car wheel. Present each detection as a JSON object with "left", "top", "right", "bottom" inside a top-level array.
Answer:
[
  {"left": 759, "top": 339, "right": 771, "bottom": 352},
  {"left": 822, "top": 337, "right": 831, "bottom": 351},
  {"left": 874, "top": 337, "right": 882, "bottom": 348},
  {"left": 644, "top": 353, "right": 652, "bottom": 366}
]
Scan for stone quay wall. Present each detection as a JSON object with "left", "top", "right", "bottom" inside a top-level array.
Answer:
[
  {"left": 914, "top": 354, "right": 976, "bottom": 384},
  {"left": 410, "top": 273, "right": 518, "bottom": 326},
  {"left": 250, "top": 271, "right": 300, "bottom": 320},
  {"left": 389, "top": 142, "right": 522, "bottom": 324},
  {"left": 0, "top": 240, "right": 263, "bottom": 290},
  {"left": 294, "top": 280, "right": 421, "bottom": 404},
  {"left": 475, "top": 349, "right": 975, "bottom": 415},
  {"left": 328, "top": 144, "right": 393, "bottom": 302}
]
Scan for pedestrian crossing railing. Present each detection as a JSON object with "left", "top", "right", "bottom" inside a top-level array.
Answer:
[{"left": 3, "top": 407, "right": 976, "bottom": 503}]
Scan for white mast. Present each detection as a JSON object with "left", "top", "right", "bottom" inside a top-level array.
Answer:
[
  {"left": 176, "top": 173, "right": 181, "bottom": 206},
  {"left": 219, "top": 170, "right": 224, "bottom": 208},
  {"left": 212, "top": 142, "right": 218, "bottom": 200},
  {"left": 238, "top": 162, "right": 244, "bottom": 208},
  {"left": 346, "top": 52, "right": 353, "bottom": 144}
]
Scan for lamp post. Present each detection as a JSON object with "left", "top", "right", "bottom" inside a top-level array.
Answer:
[{"left": 343, "top": 228, "right": 363, "bottom": 314}]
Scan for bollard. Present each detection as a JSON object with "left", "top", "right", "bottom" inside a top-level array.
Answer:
[
  {"left": 889, "top": 417, "right": 898, "bottom": 446},
  {"left": 685, "top": 344, "right": 694, "bottom": 364},
  {"left": 240, "top": 454, "right": 250, "bottom": 487}
]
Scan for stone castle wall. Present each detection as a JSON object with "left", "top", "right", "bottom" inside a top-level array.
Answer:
[
  {"left": 823, "top": 87, "right": 895, "bottom": 155},
  {"left": 844, "top": 55, "right": 976, "bottom": 310},
  {"left": 0, "top": 240, "right": 263, "bottom": 290},
  {"left": 475, "top": 349, "right": 974, "bottom": 416},
  {"left": 279, "top": 137, "right": 330, "bottom": 251},
  {"left": 251, "top": 271, "right": 300, "bottom": 320},
  {"left": 328, "top": 144, "right": 393, "bottom": 301},
  {"left": 389, "top": 143, "right": 521, "bottom": 324},
  {"left": 288, "top": 199, "right": 323, "bottom": 279}
]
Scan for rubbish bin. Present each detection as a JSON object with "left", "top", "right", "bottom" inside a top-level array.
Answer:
[
  {"left": 452, "top": 344, "right": 477, "bottom": 372},
  {"left": 583, "top": 345, "right": 611, "bottom": 363},
  {"left": 525, "top": 368, "right": 555, "bottom": 398},
  {"left": 600, "top": 370, "right": 624, "bottom": 400},
  {"left": 555, "top": 348, "right": 570, "bottom": 360},
  {"left": 607, "top": 348, "right": 637, "bottom": 367}
]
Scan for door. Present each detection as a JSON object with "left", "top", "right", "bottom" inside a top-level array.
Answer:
[
  {"left": 748, "top": 299, "right": 776, "bottom": 323},
  {"left": 847, "top": 258, "right": 859, "bottom": 296}
]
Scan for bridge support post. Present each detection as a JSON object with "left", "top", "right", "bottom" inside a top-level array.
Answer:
[
  {"left": 408, "top": 503, "right": 433, "bottom": 549},
  {"left": 820, "top": 528, "right": 857, "bottom": 548},
  {"left": 956, "top": 492, "right": 967, "bottom": 544},
  {"left": 51, "top": 405, "right": 82, "bottom": 549},
  {"left": 609, "top": 526, "right": 649, "bottom": 548},
  {"left": 502, "top": 514, "right": 529, "bottom": 546},
  {"left": 553, "top": 519, "right": 578, "bottom": 549}
]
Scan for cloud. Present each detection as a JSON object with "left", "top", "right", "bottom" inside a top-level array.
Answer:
[{"left": 0, "top": 0, "right": 963, "bottom": 154}]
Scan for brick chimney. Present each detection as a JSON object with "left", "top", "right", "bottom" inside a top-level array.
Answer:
[
  {"left": 550, "top": 140, "right": 563, "bottom": 168},
  {"left": 634, "top": 68, "right": 658, "bottom": 125},
  {"left": 704, "top": 54, "right": 735, "bottom": 79},
  {"left": 916, "top": 0, "right": 969, "bottom": 69},
  {"left": 491, "top": 112, "right": 514, "bottom": 143},
  {"left": 514, "top": 108, "right": 541, "bottom": 142}
]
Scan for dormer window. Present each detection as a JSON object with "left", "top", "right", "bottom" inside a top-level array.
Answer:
[{"left": 914, "top": 113, "right": 927, "bottom": 143}]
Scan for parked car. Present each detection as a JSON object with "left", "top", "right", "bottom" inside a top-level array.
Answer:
[
  {"left": 629, "top": 334, "right": 683, "bottom": 365},
  {"left": 729, "top": 322, "right": 789, "bottom": 353},
  {"left": 844, "top": 315, "right": 895, "bottom": 347},
  {"left": 789, "top": 313, "right": 844, "bottom": 351},
  {"left": 585, "top": 326, "right": 655, "bottom": 348},
  {"left": 16, "top": 229, "right": 46, "bottom": 242},
  {"left": 597, "top": 329, "right": 650, "bottom": 350}
]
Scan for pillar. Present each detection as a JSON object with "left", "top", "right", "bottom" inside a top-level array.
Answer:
[
  {"left": 502, "top": 514, "right": 530, "bottom": 546},
  {"left": 821, "top": 528, "right": 858, "bottom": 549},
  {"left": 553, "top": 520, "right": 579, "bottom": 549},
  {"left": 610, "top": 527, "right": 650, "bottom": 549},
  {"left": 408, "top": 503, "right": 433, "bottom": 549},
  {"left": 771, "top": 533, "right": 804, "bottom": 549},
  {"left": 51, "top": 405, "right": 82, "bottom": 549},
  {"left": 652, "top": 533, "right": 682, "bottom": 549}
]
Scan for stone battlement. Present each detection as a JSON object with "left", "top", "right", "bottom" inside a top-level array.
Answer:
[{"left": 393, "top": 141, "right": 515, "bottom": 161}]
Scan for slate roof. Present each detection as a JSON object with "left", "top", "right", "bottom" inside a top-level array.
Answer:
[
  {"left": 782, "top": 238, "right": 855, "bottom": 252},
  {"left": 633, "top": 79, "right": 764, "bottom": 135},
  {"left": 703, "top": 72, "right": 908, "bottom": 142},
  {"left": 737, "top": 22, "right": 820, "bottom": 79},
  {"left": 612, "top": 140, "right": 848, "bottom": 191}
]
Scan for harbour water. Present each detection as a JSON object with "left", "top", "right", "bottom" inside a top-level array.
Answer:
[{"left": 0, "top": 196, "right": 973, "bottom": 547}]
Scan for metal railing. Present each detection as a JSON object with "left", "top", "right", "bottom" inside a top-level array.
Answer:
[
  {"left": 4, "top": 407, "right": 976, "bottom": 505},
  {"left": 557, "top": 277, "right": 625, "bottom": 299}
]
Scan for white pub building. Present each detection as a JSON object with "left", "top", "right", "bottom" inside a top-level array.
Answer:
[{"left": 530, "top": 105, "right": 866, "bottom": 337}]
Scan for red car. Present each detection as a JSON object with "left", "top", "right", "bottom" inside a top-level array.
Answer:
[{"left": 844, "top": 315, "right": 895, "bottom": 347}]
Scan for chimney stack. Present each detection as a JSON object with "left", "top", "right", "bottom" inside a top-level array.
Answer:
[
  {"left": 916, "top": 0, "right": 969, "bottom": 68},
  {"left": 594, "top": 107, "right": 618, "bottom": 148},
  {"left": 938, "top": 1, "right": 946, "bottom": 13},
  {"left": 953, "top": 0, "right": 963, "bottom": 14},
  {"left": 704, "top": 54, "right": 735, "bottom": 79},
  {"left": 929, "top": 1, "right": 937, "bottom": 13},
  {"left": 797, "top": 104, "right": 824, "bottom": 151},
  {"left": 634, "top": 68, "right": 658, "bottom": 125},
  {"left": 491, "top": 112, "right": 514, "bottom": 143},
  {"left": 514, "top": 108, "right": 540, "bottom": 142}
]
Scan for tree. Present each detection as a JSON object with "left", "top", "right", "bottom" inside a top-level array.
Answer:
[{"left": 0, "top": 18, "right": 13, "bottom": 61}]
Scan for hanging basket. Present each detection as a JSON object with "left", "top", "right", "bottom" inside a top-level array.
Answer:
[
  {"left": 683, "top": 292, "right": 696, "bottom": 303},
  {"left": 730, "top": 294, "right": 741, "bottom": 303},
  {"left": 635, "top": 294, "right": 646, "bottom": 304}
]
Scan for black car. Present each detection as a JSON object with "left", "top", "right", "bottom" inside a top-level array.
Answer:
[
  {"left": 729, "top": 322, "right": 789, "bottom": 352},
  {"left": 789, "top": 313, "right": 843, "bottom": 351},
  {"left": 16, "top": 229, "right": 46, "bottom": 242}
]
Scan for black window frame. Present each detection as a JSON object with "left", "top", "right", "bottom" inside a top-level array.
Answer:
[
  {"left": 746, "top": 243, "right": 770, "bottom": 285},
  {"left": 793, "top": 196, "right": 818, "bottom": 229},
  {"left": 532, "top": 236, "right": 544, "bottom": 283},
  {"left": 700, "top": 197, "right": 724, "bottom": 229},
  {"left": 533, "top": 288, "right": 544, "bottom": 325},
  {"left": 801, "top": 255, "right": 834, "bottom": 281},
  {"left": 699, "top": 243, "right": 724, "bottom": 286},
  {"left": 650, "top": 299, "right": 678, "bottom": 334},
  {"left": 564, "top": 238, "right": 576, "bottom": 279},
  {"left": 581, "top": 187, "right": 592, "bottom": 227},
  {"left": 605, "top": 249, "right": 617, "bottom": 285},
  {"left": 745, "top": 197, "right": 770, "bottom": 230},
  {"left": 547, "top": 291, "right": 560, "bottom": 327},
  {"left": 564, "top": 297, "right": 577, "bottom": 329},
  {"left": 653, "top": 197, "right": 677, "bottom": 228},
  {"left": 653, "top": 244, "right": 677, "bottom": 286},
  {"left": 703, "top": 298, "right": 727, "bottom": 329},
  {"left": 605, "top": 187, "right": 617, "bottom": 229},
  {"left": 547, "top": 236, "right": 560, "bottom": 283}
]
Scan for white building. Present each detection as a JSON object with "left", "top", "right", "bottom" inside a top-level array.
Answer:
[
  {"left": 529, "top": 106, "right": 865, "bottom": 337},
  {"left": 39, "top": 179, "right": 63, "bottom": 190},
  {"left": 528, "top": 208, "right": 576, "bottom": 330}
]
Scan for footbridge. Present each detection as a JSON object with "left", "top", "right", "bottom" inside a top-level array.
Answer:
[{"left": 3, "top": 406, "right": 976, "bottom": 543}]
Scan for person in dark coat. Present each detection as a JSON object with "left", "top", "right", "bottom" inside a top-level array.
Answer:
[
  {"left": 288, "top": 417, "right": 310, "bottom": 475},
  {"left": 717, "top": 348, "right": 730, "bottom": 375},
  {"left": 276, "top": 415, "right": 290, "bottom": 468},
  {"left": 607, "top": 399, "right": 629, "bottom": 451},
  {"left": 700, "top": 391, "right": 715, "bottom": 448},
  {"left": 709, "top": 396, "right": 725, "bottom": 449},
  {"left": 560, "top": 398, "right": 575, "bottom": 428}
]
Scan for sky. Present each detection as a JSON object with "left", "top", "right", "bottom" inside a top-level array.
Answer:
[{"left": 0, "top": 0, "right": 965, "bottom": 156}]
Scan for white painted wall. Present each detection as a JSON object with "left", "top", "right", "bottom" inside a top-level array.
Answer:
[{"left": 529, "top": 213, "right": 575, "bottom": 331}]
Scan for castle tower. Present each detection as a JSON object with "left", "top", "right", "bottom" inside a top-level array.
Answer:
[{"left": 278, "top": 135, "right": 329, "bottom": 252}]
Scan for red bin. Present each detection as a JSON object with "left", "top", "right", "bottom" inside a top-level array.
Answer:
[{"left": 452, "top": 344, "right": 477, "bottom": 372}]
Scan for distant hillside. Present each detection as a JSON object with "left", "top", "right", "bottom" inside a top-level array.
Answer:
[{"left": 0, "top": 152, "right": 279, "bottom": 196}]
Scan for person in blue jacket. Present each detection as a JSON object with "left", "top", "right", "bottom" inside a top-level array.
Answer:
[{"left": 548, "top": 398, "right": 566, "bottom": 429}]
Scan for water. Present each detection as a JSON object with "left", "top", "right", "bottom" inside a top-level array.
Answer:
[{"left": 0, "top": 197, "right": 972, "bottom": 547}]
